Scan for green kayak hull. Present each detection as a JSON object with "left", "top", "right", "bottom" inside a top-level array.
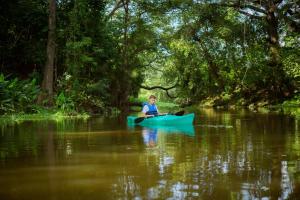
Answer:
[{"left": 127, "top": 113, "right": 195, "bottom": 125}]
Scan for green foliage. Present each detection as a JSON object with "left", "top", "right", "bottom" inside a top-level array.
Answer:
[
  {"left": 0, "top": 0, "right": 48, "bottom": 75},
  {"left": 55, "top": 92, "right": 75, "bottom": 112},
  {"left": 281, "top": 97, "right": 300, "bottom": 118},
  {"left": 55, "top": 0, "right": 116, "bottom": 113},
  {"left": 0, "top": 74, "right": 40, "bottom": 114},
  {"left": 0, "top": 0, "right": 299, "bottom": 115},
  {"left": 144, "top": 1, "right": 299, "bottom": 105},
  {"left": 56, "top": 73, "right": 106, "bottom": 114},
  {"left": 282, "top": 51, "right": 300, "bottom": 79},
  {"left": 65, "top": 36, "right": 97, "bottom": 76},
  {"left": 282, "top": 94, "right": 300, "bottom": 107}
]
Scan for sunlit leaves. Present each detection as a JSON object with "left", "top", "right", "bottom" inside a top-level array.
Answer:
[
  {"left": 283, "top": 54, "right": 300, "bottom": 79},
  {"left": 217, "top": 27, "right": 232, "bottom": 39},
  {"left": 169, "top": 39, "right": 195, "bottom": 58}
]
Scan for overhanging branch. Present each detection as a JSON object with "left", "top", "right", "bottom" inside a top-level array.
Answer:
[
  {"left": 140, "top": 84, "right": 177, "bottom": 98},
  {"left": 140, "top": 84, "right": 176, "bottom": 90},
  {"left": 238, "top": 10, "right": 264, "bottom": 19},
  {"left": 243, "top": 4, "right": 266, "bottom": 15},
  {"left": 210, "top": 1, "right": 267, "bottom": 15},
  {"left": 106, "top": 0, "right": 124, "bottom": 20}
]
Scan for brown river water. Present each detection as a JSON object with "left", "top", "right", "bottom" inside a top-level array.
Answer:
[{"left": 0, "top": 108, "right": 300, "bottom": 199}]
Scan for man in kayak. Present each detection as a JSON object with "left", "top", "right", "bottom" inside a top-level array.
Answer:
[{"left": 142, "top": 95, "right": 160, "bottom": 117}]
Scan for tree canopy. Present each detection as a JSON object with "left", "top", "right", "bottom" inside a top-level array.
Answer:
[{"left": 0, "top": 0, "right": 299, "bottom": 114}]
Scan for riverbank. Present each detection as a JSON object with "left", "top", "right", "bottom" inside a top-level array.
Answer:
[
  {"left": 1, "top": 96, "right": 300, "bottom": 126},
  {"left": 198, "top": 94, "right": 300, "bottom": 118},
  {"left": 0, "top": 111, "right": 90, "bottom": 126}
]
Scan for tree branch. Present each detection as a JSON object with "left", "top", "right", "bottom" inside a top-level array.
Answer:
[
  {"left": 238, "top": 10, "right": 264, "bottom": 19},
  {"left": 243, "top": 4, "right": 266, "bottom": 15},
  {"left": 282, "top": 14, "right": 300, "bottom": 33},
  {"left": 274, "top": 0, "right": 284, "bottom": 5},
  {"left": 106, "top": 0, "right": 124, "bottom": 20},
  {"left": 279, "top": 2, "right": 300, "bottom": 33},
  {"left": 140, "top": 84, "right": 177, "bottom": 90},
  {"left": 140, "top": 84, "right": 177, "bottom": 98},
  {"left": 210, "top": 1, "right": 266, "bottom": 15}
]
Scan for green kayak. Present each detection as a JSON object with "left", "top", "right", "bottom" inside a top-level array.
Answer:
[{"left": 127, "top": 113, "right": 195, "bottom": 125}]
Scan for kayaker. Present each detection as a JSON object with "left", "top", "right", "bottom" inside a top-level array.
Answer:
[{"left": 142, "top": 95, "right": 160, "bottom": 117}]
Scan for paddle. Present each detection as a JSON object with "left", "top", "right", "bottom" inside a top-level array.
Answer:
[{"left": 134, "top": 110, "right": 185, "bottom": 124}]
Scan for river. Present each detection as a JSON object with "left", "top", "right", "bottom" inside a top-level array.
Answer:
[{"left": 0, "top": 108, "right": 299, "bottom": 199}]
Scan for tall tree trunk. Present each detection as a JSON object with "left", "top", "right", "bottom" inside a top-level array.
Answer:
[
  {"left": 117, "top": 0, "right": 130, "bottom": 111},
  {"left": 38, "top": 0, "right": 56, "bottom": 105},
  {"left": 266, "top": 2, "right": 280, "bottom": 65},
  {"left": 264, "top": 1, "right": 292, "bottom": 98}
]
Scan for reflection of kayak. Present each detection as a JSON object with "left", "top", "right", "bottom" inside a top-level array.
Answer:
[
  {"left": 127, "top": 113, "right": 195, "bottom": 125},
  {"left": 140, "top": 124, "right": 195, "bottom": 136}
]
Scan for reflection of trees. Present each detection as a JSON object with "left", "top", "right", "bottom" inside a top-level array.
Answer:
[
  {"left": 0, "top": 121, "right": 44, "bottom": 161},
  {"left": 0, "top": 113, "right": 299, "bottom": 199},
  {"left": 112, "top": 111, "right": 300, "bottom": 199},
  {"left": 0, "top": 117, "right": 122, "bottom": 161}
]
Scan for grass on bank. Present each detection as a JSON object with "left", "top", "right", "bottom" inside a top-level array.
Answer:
[{"left": 0, "top": 110, "right": 90, "bottom": 126}]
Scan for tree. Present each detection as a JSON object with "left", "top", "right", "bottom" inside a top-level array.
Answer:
[
  {"left": 38, "top": 0, "right": 56, "bottom": 105},
  {"left": 211, "top": 0, "right": 299, "bottom": 98},
  {"left": 140, "top": 0, "right": 299, "bottom": 103},
  {"left": 0, "top": 0, "right": 48, "bottom": 77}
]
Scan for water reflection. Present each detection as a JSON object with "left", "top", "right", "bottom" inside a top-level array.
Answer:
[
  {"left": 140, "top": 124, "right": 195, "bottom": 136},
  {"left": 142, "top": 127, "right": 158, "bottom": 147},
  {"left": 0, "top": 110, "right": 300, "bottom": 200},
  {"left": 127, "top": 123, "right": 195, "bottom": 148}
]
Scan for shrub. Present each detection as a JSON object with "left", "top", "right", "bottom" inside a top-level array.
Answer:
[{"left": 0, "top": 74, "right": 40, "bottom": 114}]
